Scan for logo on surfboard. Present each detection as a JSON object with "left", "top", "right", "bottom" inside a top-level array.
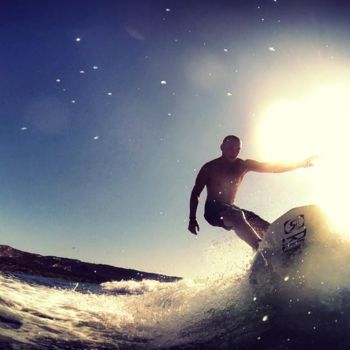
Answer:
[{"left": 282, "top": 214, "right": 306, "bottom": 253}]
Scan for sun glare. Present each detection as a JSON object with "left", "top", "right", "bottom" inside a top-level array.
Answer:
[{"left": 256, "top": 84, "right": 350, "bottom": 235}]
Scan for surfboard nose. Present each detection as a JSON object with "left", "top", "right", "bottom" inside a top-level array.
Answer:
[{"left": 250, "top": 205, "right": 332, "bottom": 284}]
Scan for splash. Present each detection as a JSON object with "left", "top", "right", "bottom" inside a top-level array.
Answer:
[{"left": 2, "top": 232, "right": 350, "bottom": 349}]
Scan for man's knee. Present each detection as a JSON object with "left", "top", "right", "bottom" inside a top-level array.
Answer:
[{"left": 221, "top": 209, "right": 246, "bottom": 229}]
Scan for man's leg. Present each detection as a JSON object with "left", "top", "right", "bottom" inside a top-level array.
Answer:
[
  {"left": 221, "top": 208, "right": 261, "bottom": 251},
  {"left": 243, "top": 210, "right": 270, "bottom": 239}
]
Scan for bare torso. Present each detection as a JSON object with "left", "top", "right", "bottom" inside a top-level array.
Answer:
[{"left": 204, "top": 157, "right": 247, "bottom": 205}]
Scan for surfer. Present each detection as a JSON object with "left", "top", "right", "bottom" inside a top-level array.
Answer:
[{"left": 188, "top": 135, "right": 314, "bottom": 250}]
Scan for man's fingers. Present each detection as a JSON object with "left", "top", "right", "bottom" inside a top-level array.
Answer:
[
  {"left": 305, "top": 155, "right": 321, "bottom": 167},
  {"left": 188, "top": 225, "right": 197, "bottom": 235}
]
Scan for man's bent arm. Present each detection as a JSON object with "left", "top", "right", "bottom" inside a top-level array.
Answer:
[
  {"left": 189, "top": 189, "right": 200, "bottom": 219},
  {"left": 245, "top": 157, "right": 312, "bottom": 173},
  {"left": 189, "top": 165, "right": 208, "bottom": 219}
]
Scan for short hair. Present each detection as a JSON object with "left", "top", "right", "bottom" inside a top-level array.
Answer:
[{"left": 222, "top": 135, "right": 240, "bottom": 144}]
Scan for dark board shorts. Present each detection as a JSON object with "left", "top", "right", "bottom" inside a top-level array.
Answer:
[{"left": 204, "top": 200, "right": 270, "bottom": 236}]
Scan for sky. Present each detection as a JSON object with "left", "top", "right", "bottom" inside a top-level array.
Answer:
[{"left": 2, "top": 0, "right": 350, "bottom": 278}]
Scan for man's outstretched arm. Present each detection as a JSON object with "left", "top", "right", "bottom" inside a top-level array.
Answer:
[
  {"left": 245, "top": 156, "right": 315, "bottom": 173},
  {"left": 188, "top": 165, "right": 208, "bottom": 235}
]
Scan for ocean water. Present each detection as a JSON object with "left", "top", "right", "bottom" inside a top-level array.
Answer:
[{"left": 1, "top": 238, "right": 350, "bottom": 350}]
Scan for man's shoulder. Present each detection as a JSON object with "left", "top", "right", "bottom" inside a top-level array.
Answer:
[
  {"left": 234, "top": 158, "right": 248, "bottom": 171},
  {"left": 204, "top": 157, "right": 246, "bottom": 167},
  {"left": 202, "top": 157, "right": 221, "bottom": 169}
]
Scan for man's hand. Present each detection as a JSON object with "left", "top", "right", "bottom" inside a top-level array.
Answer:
[
  {"left": 188, "top": 218, "right": 200, "bottom": 235},
  {"left": 302, "top": 155, "right": 319, "bottom": 168}
]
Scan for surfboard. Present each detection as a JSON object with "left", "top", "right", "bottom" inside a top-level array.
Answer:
[{"left": 250, "top": 205, "right": 332, "bottom": 283}]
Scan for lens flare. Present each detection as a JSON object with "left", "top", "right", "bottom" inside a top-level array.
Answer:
[{"left": 255, "top": 84, "right": 350, "bottom": 235}]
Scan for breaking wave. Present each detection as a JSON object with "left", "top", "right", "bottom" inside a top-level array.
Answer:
[{"left": 1, "top": 236, "right": 350, "bottom": 349}]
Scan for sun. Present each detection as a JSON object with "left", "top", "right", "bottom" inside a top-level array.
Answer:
[{"left": 255, "top": 84, "right": 350, "bottom": 235}]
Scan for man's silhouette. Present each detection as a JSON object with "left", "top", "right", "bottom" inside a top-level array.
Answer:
[{"left": 188, "top": 135, "right": 313, "bottom": 250}]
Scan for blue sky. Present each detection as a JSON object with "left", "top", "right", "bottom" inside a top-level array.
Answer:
[{"left": 1, "top": 0, "right": 350, "bottom": 278}]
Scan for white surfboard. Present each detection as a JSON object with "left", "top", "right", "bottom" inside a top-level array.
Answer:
[{"left": 250, "top": 205, "right": 332, "bottom": 281}]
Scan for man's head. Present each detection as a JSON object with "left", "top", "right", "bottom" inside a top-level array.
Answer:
[{"left": 220, "top": 135, "right": 241, "bottom": 162}]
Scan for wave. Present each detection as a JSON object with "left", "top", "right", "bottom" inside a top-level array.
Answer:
[{"left": 1, "top": 234, "right": 350, "bottom": 349}]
